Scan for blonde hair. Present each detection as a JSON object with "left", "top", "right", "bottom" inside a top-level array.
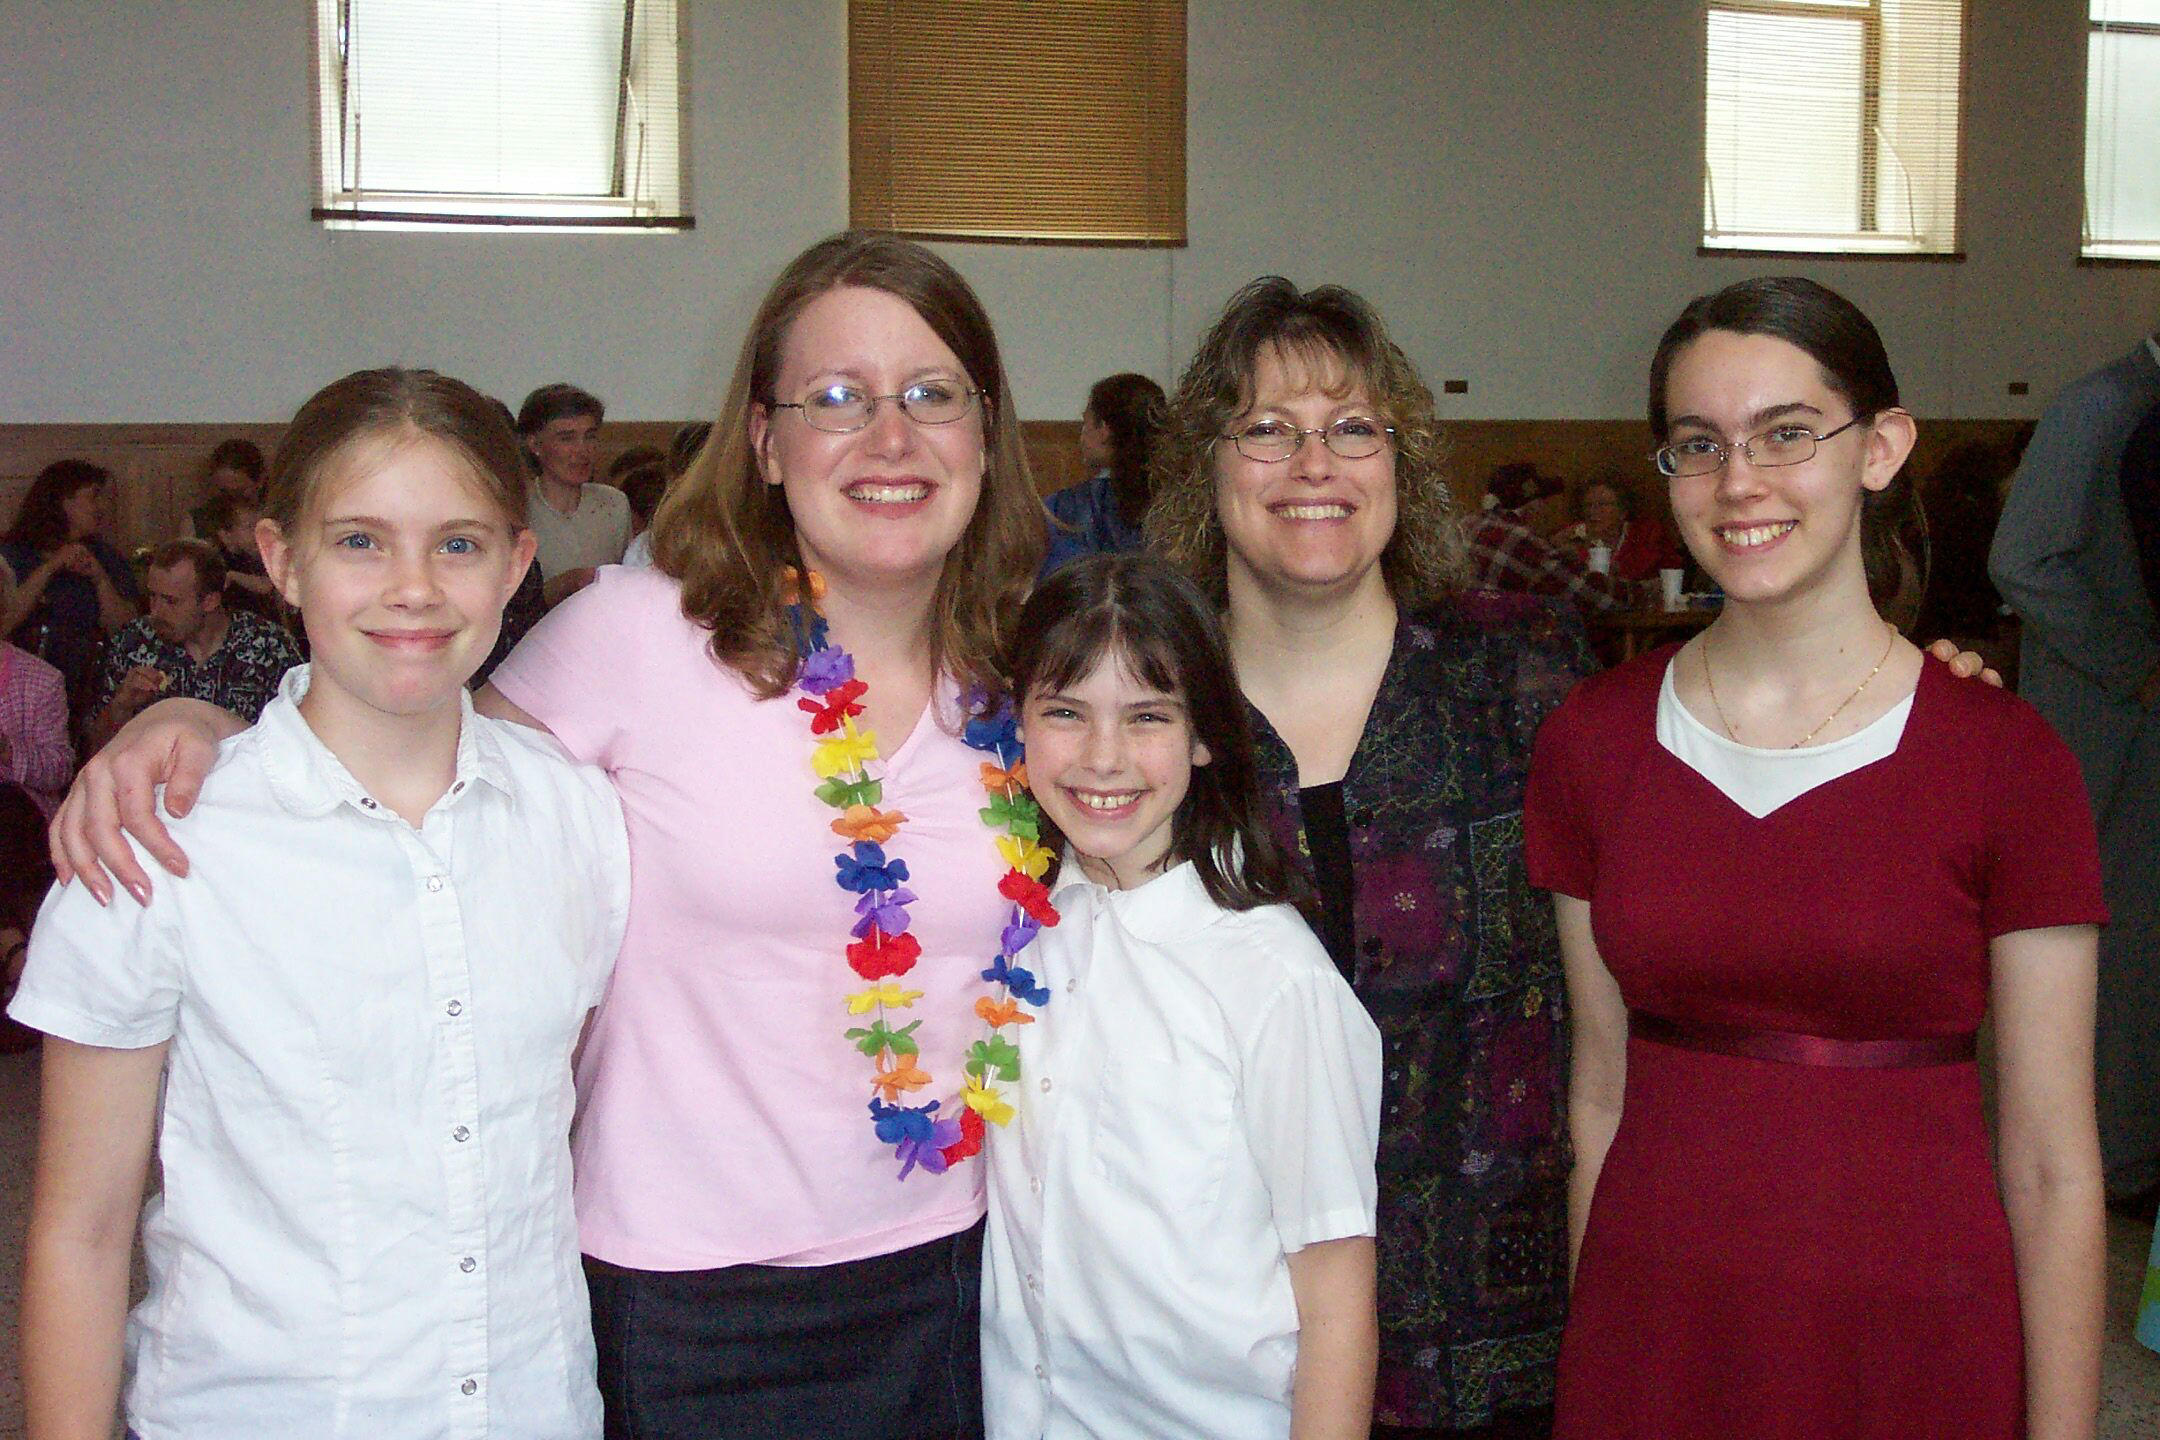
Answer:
[
  {"left": 263, "top": 368, "right": 529, "bottom": 535},
  {"left": 1145, "top": 276, "right": 1465, "bottom": 605},
  {"left": 650, "top": 232, "right": 1044, "bottom": 698}
]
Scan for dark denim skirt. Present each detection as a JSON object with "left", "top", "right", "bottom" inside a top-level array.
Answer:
[{"left": 584, "top": 1218, "right": 985, "bottom": 1440}]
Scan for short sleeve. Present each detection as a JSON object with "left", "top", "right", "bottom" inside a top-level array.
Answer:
[
  {"left": 1237, "top": 920, "right": 1382, "bottom": 1252},
  {"left": 7, "top": 839, "right": 185, "bottom": 1049},
  {"left": 1979, "top": 699, "right": 2109, "bottom": 937},
  {"left": 488, "top": 567, "right": 655, "bottom": 768},
  {"left": 1524, "top": 689, "right": 1597, "bottom": 900}
]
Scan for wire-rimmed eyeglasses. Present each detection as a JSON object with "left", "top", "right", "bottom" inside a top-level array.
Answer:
[
  {"left": 1219, "top": 416, "right": 1397, "bottom": 463},
  {"left": 1653, "top": 415, "right": 1869, "bottom": 478},
  {"left": 767, "top": 380, "right": 982, "bottom": 434}
]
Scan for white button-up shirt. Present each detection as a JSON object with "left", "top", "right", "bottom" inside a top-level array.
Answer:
[
  {"left": 982, "top": 860, "right": 1382, "bottom": 1440},
  {"left": 12, "top": 669, "right": 630, "bottom": 1439}
]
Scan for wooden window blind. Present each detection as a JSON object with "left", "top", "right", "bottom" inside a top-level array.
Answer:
[
  {"left": 849, "top": 0, "right": 1186, "bottom": 246},
  {"left": 1702, "top": 0, "right": 1964, "bottom": 255},
  {"left": 2086, "top": 0, "right": 2160, "bottom": 260},
  {"left": 312, "top": 0, "right": 690, "bottom": 231}
]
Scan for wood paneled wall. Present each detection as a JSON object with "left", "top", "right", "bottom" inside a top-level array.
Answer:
[{"left": 2, "top": 416, "right": 2029, "bottom": 555}]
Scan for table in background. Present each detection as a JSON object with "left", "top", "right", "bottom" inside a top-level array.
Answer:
[{"left": 1590, "top": 604, "right": 1719, "bottom": 663}]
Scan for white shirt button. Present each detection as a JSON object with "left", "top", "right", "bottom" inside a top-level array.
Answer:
[
  {"left": 460, "top": 1255, "right": 476, "bottom": 1273},
  {"left": 427, "top": 875, "right": 445, "bottom": 893},
  {"left": 452, "top": 1125, "right": 471, "bottom": 1142},
  {"left": 1034, "top": 1364, "right": 1047, "bottom": 1382},
  {"left": 446, "top": 999, "right": 463, "bottom": 1017},
  {"left": 1038, "top": 1076, "right": 1052, "bottom": 1092},
  {"left": 1029, "top": 1176, "right": 1043, "bottom": 1195},
  {"left": 460, "top": 1378, "right": 477, "bottom": 1396},
  {"left": 359, "top": 798, "right": 377, "bottom": 810},
  {"left": 1065, "top": 979, "right": 1077, "bottom": 993},
  {"left": 1026, "top": 1272, "right": 1041, "bottom": 1291}
]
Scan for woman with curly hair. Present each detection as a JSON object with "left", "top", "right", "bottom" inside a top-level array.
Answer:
[{"left": 1148, "top": 277, "right": 1593, "bottom": 1439}]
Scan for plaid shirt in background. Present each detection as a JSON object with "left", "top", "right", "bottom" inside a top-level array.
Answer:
[
  {"left": 1, "top": 642, "right": 74, "bottom": 815},
  {"left": 1464, "top": 509, "right": 1625, "bottom": 612}
]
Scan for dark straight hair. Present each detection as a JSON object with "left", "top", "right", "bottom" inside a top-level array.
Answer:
[
  {"left": 1008, "top": 552, "right": 1302, "bottom": 913},
  {"left": 1647, "top": 275, "right": 1926, "bottom": 609},
  {"left": 1084, "top": 371, "right": 1168, "bottom": 529},
  {"left": 5, "top": 459, "right": 111, "bottom": 552}
]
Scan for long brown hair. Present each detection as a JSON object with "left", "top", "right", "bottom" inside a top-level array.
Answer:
[
  {"left": 1008, "top": 553, "right": 1302, "bottom": 912},
  {"left": 1146, "top": 276, "right": 1466, "bottom": 605},
  {"left": 651, "top": 233, "right": 1044, "bottom": 698}
]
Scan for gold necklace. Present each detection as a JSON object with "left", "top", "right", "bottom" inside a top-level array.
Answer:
[{"left": 1702, "top": 624, "right": 1897, "bottom": 749}]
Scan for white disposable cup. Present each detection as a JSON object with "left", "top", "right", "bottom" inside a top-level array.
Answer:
[
  {"left": 1587, "top": 543, "right": 1611, "bottom": 575},
  {"left": 1660, "top": 568, "right": 1685, "bottom": 611}
]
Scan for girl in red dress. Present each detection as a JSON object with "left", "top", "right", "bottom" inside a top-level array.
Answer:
[{"left": 1526, "top": 277, "right": 2107, "bottom": 1439}]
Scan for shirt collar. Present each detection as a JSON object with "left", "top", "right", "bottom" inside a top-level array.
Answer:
[
  {"left": 1049, "top": 854, "right": 1227, "bottom": 944},
  {"left": 255, "top": 666, "right": 515, "bottom": 820}
]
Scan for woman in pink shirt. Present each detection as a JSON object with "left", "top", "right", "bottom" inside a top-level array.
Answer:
[{"left": 45, "top": 233, "right": 1049, "bottom": 1439}]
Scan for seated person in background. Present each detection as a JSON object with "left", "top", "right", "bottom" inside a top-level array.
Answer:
[
  {"left": 1043, "top": 372, "right": 1166, "bottom": 575},
  {"left": 2, "top": 634, "right": 73, "bottom": 817},
  {"left": 183, "top": 437, "right": 266, "bottom": 540},
  {"left": 3, "top": 460, "right": 141, "bottom": 714},
  {"left": 1465, "top": 461, "right": 1623, "bottom": 611},
  {"left": 1561, "top": 470, "right": 1684, "bottom": 583},
  {"left": 614, "top": 460, "right": 668, "bottom": 569},
  {"left": 87, "top": 539, "right": 300, "bottom": 751},
  {"left": 623, "top": 420, "right": 712, "bottom": 570},
  {"left": 518, "top": 382, "right": 631, "bottom": 608},
  {"left": 199, "top": 489, "right": 279, "bottom": 619}
]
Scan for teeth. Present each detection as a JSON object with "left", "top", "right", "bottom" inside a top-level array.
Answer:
[
  {"left": 1274, "top": 503, "right": 1352, "bottom": 519},
  {"left": 1721, "top": 521, "right": 1795, "bottom": 548},
  {"left": 849, "top": 483, "right": 929, "bottom": 503},
  {"left": 1071, "top": 790, "right": 1139, "bottom": 811}
]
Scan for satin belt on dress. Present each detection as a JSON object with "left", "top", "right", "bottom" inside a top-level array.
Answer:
[{"left": 1628, "top": 1010, "right": 1979, "bottom": 1068}]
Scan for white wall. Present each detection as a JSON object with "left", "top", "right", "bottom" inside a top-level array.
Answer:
[{"left": 3, "top": 0, "right": 2154, "bottom": 425}]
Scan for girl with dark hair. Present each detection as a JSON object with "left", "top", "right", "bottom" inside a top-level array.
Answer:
[
  {"left": 3, "top": 459, "right": 141, "bottom": 707},
  {"left": 987, "top": 552, "right": 1381, "bottom": 1440},
  {"left": 1528, "top": 277, "right": 2105, "bottom": 1439},
  {"left": 1042, "top": 371, "right": 1169, "bottom": 574}
]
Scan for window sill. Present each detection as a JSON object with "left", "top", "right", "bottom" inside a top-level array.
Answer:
[
  {"left": 2079, "top": 249, "right": 2160, "bottom": 268},
  {"left": 1698, "top": 241, "right": 1963, "bottom": 262},
  {"left": 313, "top": 208, "right": 694, "bottom": 234}
]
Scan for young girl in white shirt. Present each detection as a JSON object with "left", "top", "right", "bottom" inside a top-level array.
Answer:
[
  {"left": 12, "top": 368, "right": 630, "bottom": 1440},
  {"left": 983, "top": 551, "right": 1383, "bottom": 1440}
]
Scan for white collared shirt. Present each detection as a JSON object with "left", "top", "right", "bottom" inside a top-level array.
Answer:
[
  {"left": 11, "top": 667, "right": 630, "bottom": 1440},
  {"left": 982, "top": 860, "right": 1382, "bottom": 1440}
]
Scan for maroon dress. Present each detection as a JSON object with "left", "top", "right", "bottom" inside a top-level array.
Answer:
[{"left": 1525, "top": 650, "right": 2105, "bottom": 1439}]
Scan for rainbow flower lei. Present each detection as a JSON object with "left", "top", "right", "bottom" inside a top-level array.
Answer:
[{"left": 788, "top": 575, "right": 1058, "bottom": 1180}]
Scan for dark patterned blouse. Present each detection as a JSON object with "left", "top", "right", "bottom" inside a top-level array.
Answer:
[{"left": 1247, "top": 591, "right": 1592, "bottom": 1431}]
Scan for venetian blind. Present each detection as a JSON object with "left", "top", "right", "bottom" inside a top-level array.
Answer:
[
  {"left": 312, "top": 0, "right": 689, "bottom": 230},
  {"left": 850, "top": 0, "right": 1186, "bottom": 245},
  {"left": 2086, "top": 0, "right": 2160, "bottom": 260},
  {"left": 1702, "top": 0, "right": 1964, "bottom": 255}
]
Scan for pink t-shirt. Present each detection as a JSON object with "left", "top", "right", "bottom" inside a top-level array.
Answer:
[{"left": 492, "top": 566, "right": 1004, "bottom": 1269}]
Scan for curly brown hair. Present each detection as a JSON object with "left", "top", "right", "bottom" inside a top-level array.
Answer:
[
  {"left": 1144, "top": 276, "right": 1465, "bottom": 606},
  {"left": 650, "top": 233, "right": 1044, "bottom": 698}
]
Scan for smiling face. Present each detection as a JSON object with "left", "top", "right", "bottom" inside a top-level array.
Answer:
[
  {"left": 1022, "top": 647, "right": 1209, "bottom": 891},
  {"left": 1582, "top": 482, "right": 1626, "bottom": 541},
  {"left": 750, "top": 285, "right": 986, "bottom": 597},
  {"left": 261, "top": 429, "right": 535, "bottom": 737},
  {"left": 1661, "top": 329, "right": 1909, "bottom": 610},
  {"left": 1214, "top": 343, "right": 1398, "bottom": 604},
  {"left": 529, "top": 414, "right": 600, "bottom": 490}
]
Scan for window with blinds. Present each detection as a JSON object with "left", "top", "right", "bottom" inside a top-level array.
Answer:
[
  {"left": 849, "top": 0, "right": 1185, "bottom": 245},
  {"left": 2087, "top": 0, "right": 2160, "bottom": 260},
  {"left": 1702, "top": 0, "right": 1964, "bottom": 255},
  {"left": 311, "top": 0, "right": 689, "bottom": 231}
]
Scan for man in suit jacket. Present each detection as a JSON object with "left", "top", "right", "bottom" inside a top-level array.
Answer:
[
  {"left": 1991, "top": 332, "right": 2160, "bottom": 1212},
  {"left": 2123, "top": 396, "right": 2160, "bottom": 620}
]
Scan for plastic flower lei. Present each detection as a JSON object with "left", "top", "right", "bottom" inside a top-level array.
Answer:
[{"left": 788, "top": 572, "right": 1057, "bottom": 1180}]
